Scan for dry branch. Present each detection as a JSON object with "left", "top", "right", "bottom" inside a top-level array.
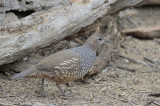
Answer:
[
  {"left": 139, "top": 0, "right": 160, "bottom": 6},
  {"left": 114, "top": 64, "right": 136, "bottom": 72},
  {"left": 148, "top": 93, "right": 160, "bottom": 97},
  {"left": 122, "top": 26, "right": 160, "bottom": 39}
]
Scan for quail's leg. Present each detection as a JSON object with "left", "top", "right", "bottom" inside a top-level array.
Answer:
[
  {"left": 39, "top": 78, "right": 46, "bottom": 97},
  {"left": 79, "top": 77, "right": 90, "bottom": 84},
  {"left": 56, "top": 83, "right": 66, "bottom": 96},
  {"left": 66, "top": 82, "right": 73, "bottom": 87},
  {"left": 56, "top": 83, "right": 73, "bottom": 97},
  {"left": 65, "top": 82, "right": 73, "bottom": 94}
]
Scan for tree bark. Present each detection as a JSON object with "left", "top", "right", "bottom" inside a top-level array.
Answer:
[
  {"left": 138, "top": 0, "right": 160, "bottom": 6},
  {"left": 0, "top": 0, "right": 70, "bottom": 12}
]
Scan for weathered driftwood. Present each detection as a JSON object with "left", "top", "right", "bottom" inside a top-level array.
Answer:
[
  {"left": 0, "top": 0, "right": 70, "bottom": 28},
  {"left": 138, "top": 0, "right": 160, "bottom": 6},
  {"left": 0, "top": 0, "right": 143, "bottom": 67},
  {"left": 0, "top": 0, "right": 70, "bottom": 12},
  {"left": 122, "top": 26, "right": 160, "bottom": 39},
  {"left": 119, "top": 5, "right": 160, "bottom": 39}
]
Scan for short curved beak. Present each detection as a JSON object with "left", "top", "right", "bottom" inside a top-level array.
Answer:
[{"left": 105, "top": 38, "right": 109, "bottom": 42}]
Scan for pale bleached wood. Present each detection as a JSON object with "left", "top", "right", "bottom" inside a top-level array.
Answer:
[
  {"left": 122, "top": 26, "right": 160, "bottom": 38},
  {"left": 0, "top": 0, "right": 70, "bottom": 12},
  {"left": 138, "top": 0, "right": 160, "bottom": 6}
]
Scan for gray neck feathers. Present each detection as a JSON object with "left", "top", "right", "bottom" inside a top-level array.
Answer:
[{"left": 74, "top": 44, "right": 96, "bottom": 75}]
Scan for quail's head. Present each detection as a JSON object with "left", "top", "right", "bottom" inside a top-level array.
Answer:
[{"left": 85, "top": 31, "right": 106, "bottom": 52}]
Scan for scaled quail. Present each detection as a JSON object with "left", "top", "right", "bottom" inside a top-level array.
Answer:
[{"left": 11, "top": 31, "right": 106, "bottom": 96}]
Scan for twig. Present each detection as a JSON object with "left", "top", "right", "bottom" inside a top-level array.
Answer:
[
  {"left": 75, "top": 38, "right": 84, "bottom": 45},
  {"left": 90, "top": 77, "right": 104, "bottom": 86},
  {"left": 147, "top": 63, "right": 160, "bottom": 69},
  {"left": 118, "top": 54, "right": 150, "bottom": 67},
  {"left": 144, "top": 57, "right": 155, "bottom": 64},
  {"left": 110, "top": 63, "right": 136, "bottom": 72},
  {"left": 144, "top": 57, "right": 160, "bottom": 69},
  {"left": 126, "top": 16, "right": 136, "bottom": 26},
  {"left": 53, "top": 93, "right": 61, "bottom": 105},
  {"left": 0, "top": 95, "right": 15, "bottom": 98},
  {"left": 116, "top": 65, "right": 136, "bottom": 72},
  {"left": 153, "top": 102, "right": 160, "bottom": 106},
  {"left": 148, "top": 93, "right": 160, "bottom": 97},
  {"left": 144, "top": 99, "right": 154, "bottom": 106},
  {"left": 145, "top": 99, "right": 160, "bottom": 106}
]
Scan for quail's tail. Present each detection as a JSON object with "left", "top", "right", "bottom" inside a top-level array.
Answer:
[{"left": 11, "top": 67, "right": 37, "bottom": 80}]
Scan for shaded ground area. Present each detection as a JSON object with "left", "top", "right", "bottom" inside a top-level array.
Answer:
[{"left": 0, "top": 6, "right": 160, "bottom": 106}]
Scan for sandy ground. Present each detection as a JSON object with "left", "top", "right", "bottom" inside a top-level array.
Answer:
[
  {"left": 0, "top": 7, "right": 160, "bottom": 106},
  {"left": 0, "top": 35, "right": 160, "bottom": 106}
]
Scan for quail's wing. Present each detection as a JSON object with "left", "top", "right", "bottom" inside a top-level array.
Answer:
[{"left": 35, "top": 50, "right": 81, "bottom": 77}]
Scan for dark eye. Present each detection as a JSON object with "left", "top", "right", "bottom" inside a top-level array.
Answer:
[
  {"left": 98, "top": 38, "right": 102, "bottom": 41},
  {"left": 96, "top": 38, "right": 102, "bottom": 41}
]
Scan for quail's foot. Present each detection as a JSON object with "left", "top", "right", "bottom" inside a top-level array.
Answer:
[
  {"left": 35, "top": 89, "right": 46, "bottom": 97},
  {"left": 79, "top": 79, "right": 90, "bottom": 84},
  {"left": 56, "top": 83, "right": 74, "bottom": 97},
  {"left": 66, "top": 82, "right": 73, "bottom": 87}
]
